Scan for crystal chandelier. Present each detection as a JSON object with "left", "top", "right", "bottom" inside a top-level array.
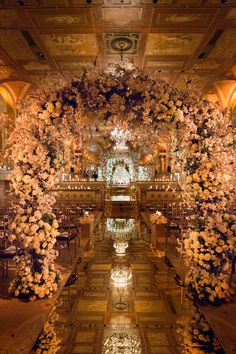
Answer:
[
  {"left": 103, "top": 332, "right": 142, "bottom": 354},
  {"left": 111, "top": 265, "right": 132, "bottom": 289},
  {"left": 106, "top": 218, "right": 134, "bottom": 235},
  {"left": 113, "top": 241, "right": 129, "bottom": 256},
  {"left": 111, "top": 127, "right": 131, "bottom": 152}
]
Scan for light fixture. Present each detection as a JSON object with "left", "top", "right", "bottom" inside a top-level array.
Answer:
[
  {"left": 103, "top": 332, "right": 142, "bottom": 354},
  {"left": 111, "top": 265, "right": 132, "bottom": 289},
  {"left": 111, "top": 265, "right": 132, "bottom": 310},
  {"left": 111, "top": 127, "right": 131, "bottom": 152},
  {"left": 113, "top": 241, "right": 129, "bottom": 256},
  {"left": 106, "top": 218, "right": 135, "bottom": 236}
]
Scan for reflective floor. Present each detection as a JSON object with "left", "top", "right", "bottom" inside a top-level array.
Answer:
[{"left": 35, "top": 218, "right": 196, "bottom": 354}]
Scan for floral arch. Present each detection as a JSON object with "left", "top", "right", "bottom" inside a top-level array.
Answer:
[{"left": 6, "top": 64, "right": 235, "bottom": 304}]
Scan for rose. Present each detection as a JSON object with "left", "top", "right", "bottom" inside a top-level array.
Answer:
[
  {"left": 22, "top": 175, "right": 31, "bottom": 184},
  {"left": 231, "top": 224, "right": 236, "bottom": 232},
  {"left": 34, "top": 210, "right": 42, "bottom": 219},
  {"left": 31, "top": 224, "right": 39, "bottom": 234},
  {"left": 52, "top": 219, "right": 58, "bottom": 228},
  {"left": 204, "top": 253, "right": 211, "bottom": 261}
]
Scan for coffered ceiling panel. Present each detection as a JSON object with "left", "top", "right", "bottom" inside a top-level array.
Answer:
[
  {"left": 0, "top": 10, "right": 22, "bottom": 29},
  {"left": 225, "top": 8, "right": 236, "bottom": 22},
  {"left": 28, "top": 9, "right": 92, "bottom": 29},
  {"left": 104, "top": 33, "right": 141, "bottom": 55},
  {"left": 209, "top": 29, "right": 236, "bottom": 59},
  {"left": 103, "top": 8, "right": 142, "bottom": 25},
  {"left": 146, "top": 33, "right": 203, "bottom": 56},
  {"left": 41, "top": 34, "right": 98, "bottom": 57},
  {"left": 0, "top": 31, "right": 35, "bottom": 61},
  {"left": 93, "top": 6, "right": 152, "bottom": 27},
  {"left": 152, "top": 10, "right": 214, "bottom": 28}
]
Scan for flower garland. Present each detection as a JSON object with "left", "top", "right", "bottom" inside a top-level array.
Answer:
[
  {"left": 179, "top": 101, "right": 236, "bottom": 304},
  {"left": 5, "top": 63, "right": 235, "bottom": 304},
  {"left": 7, "top": 109, "right": 63, "bottom": 299}
]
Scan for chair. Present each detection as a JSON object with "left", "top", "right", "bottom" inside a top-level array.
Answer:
[
  {"left": 174, "top": 273, "right": 186, "bottom": 308},
  {"left": 0, "top": 245, "right": 17, "bottom": 276},
  {"left": 56, "top": 218, "right": 80, "bottom": 263},
  {"left": 0, "top": 218, "right": 17, "bottom": 277},
  {"left": 165, "top": 203, "right": 182, "bottom": 248}
]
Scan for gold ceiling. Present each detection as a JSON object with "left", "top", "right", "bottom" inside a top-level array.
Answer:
[{"left": 0, "top": 0, "right": 235, "bottom": 91}]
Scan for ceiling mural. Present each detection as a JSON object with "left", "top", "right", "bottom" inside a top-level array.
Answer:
[
  {"left": 42, "top": 34, "right": 98, "bottom": 56},
  {"left": 33, "top": 14, "right": 88, "bottom": 26},
  {"left": 101, "top": 8, "right": 143, "bottom": 26},
  {"left": 0, "top": 2, "right": 234, "bottom": 90},
  {"left": 146, "top": 33, "right": 203, "bottom": 56},
  {"left": 28, "top": 8, "right": 92, "bottom": 28},
  {"left": 161, "top": 13, "right": 205, "bottom": 23},
  {"left": 154, "top": 12, "right": 211, "bottom": 26}
]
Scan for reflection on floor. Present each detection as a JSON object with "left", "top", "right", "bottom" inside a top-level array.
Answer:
[{"left": 37, "top": 219, "right": 196, "bottom": 354}]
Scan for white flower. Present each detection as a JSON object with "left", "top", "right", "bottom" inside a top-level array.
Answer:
[
  {"left": 31, "top": 224, "right": 39, "bottom": 234},
  {"left": 46, "top": 102, "right": 54, "bottom": 113}
]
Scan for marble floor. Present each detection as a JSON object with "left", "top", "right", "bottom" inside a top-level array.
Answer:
[{"left": 41, "top": 221, "right": 194, "bottom": 354}]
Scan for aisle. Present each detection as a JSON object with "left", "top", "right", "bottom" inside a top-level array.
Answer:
[{"left": 56, "top": 227, "right": 189, "bottom": 354}]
